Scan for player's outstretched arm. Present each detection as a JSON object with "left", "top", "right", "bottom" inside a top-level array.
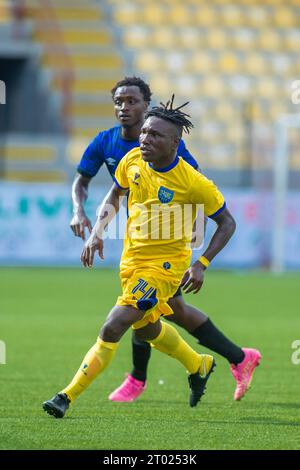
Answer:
[
  {"left": 70, "top": 173, "right": 92, "bottom": 240},
  {"left": 181, "top": 208, "right": 236, "bottom": 294},
  {"left": 81, "top": 183, "right": 127, "bottom": 268}
]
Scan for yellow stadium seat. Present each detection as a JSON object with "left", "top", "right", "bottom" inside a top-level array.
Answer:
[
  {"left": 188, "top": 51, "right": 216, "bottom": 74},
  {"left": 4, "top": 171, "right": 67, "bottom": 182},
  {"left": 142, "top": 4, "right": 167, "bottom": 25},
  {"left": 35, "top": 29, "right": 113, "bottom": 46},
  {"left": 255, "top": 78, "right": 280, "bottom": 99},
  {"left": 220, "top": 5, "right": 243, "bottom": 27},
  {"left": 244, "top": 6, "right": 270, "bottom": 28},
  {"left": 206, "top": 29, "right": 229, "bottom": 49},
  {"left": 178, "top": 28, "right": 200, "bottom": 49},
  {"left": 219, "top": 52, "right": 240, "bottom": 74},
  {"left": 194, "top": 6, "right": 218, "bottom": 26},
  {"left": 226, "top": 125, "right": 245, "bottom": 143},
  {"left": 72, "top": 127, "right": 105, "bottom": 139},
  {"left": 51, "top": 8, "right": 101, "bottom": 21},
  {"left": 1, "top": 145, "right": 55, "bottom": 161},
  {"left": 67, "top": 138, "right": 90, "bottom": 165},
  {"left": 112, "top": 4, "right": 141, "bottom": 25},
  {"left": 150, "top": 76, "right": 173, "bottom": 97},
  {"left": 168, "top": 5, "right": 191, "bottom": 26},
  {"left": 259, "top": 30, "right": 282, "bottom": 51},
  {"left": 61, "top": 77, "right": 119, "bottom": 94},
  {"left": 62, "top": 30, "right": 112, "bottom": 46},
  {"left": 134, "top": 51, "right": 163, "bottom": 73},
  {"left": 285, "top": 30, "right": 300, "bottom": 52},
  {"left": 123, "top": 27, "right": 151, "bottom": 48},
  {"left": 243, "top": 52, "right": 268, "bottom": 75},
  {"left": 43, "top": 53, "right": 122, "bottom": 70},
  {"left": 273, "top": 7, "right": 296, "bottom": 27},
  {"left": 200, "top": 76, "right": 226, "bottom": 97},
  {"left": 215, "top": 101, "right": 238, "bottom": 121},
  {"left": 70, "top": 102, "right": 114, "bottom": 119},
  {"left": 152, "top": 27, "right": 177, "bottom": 48}
]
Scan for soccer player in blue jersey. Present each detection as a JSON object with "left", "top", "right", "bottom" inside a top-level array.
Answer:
[{"left": 70, "top": 77, "right": 261, "bottom": 403}]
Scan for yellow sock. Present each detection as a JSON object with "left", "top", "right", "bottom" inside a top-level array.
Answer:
[
  {"left": 61, "top": 338, "right": 118, "bottom": 402},
  {"left": 150, "top": 322, "right": 203, "bottom": 374}
]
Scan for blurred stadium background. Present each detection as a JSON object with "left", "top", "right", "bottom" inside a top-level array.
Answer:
[{"left": 1, "top": 0, "right": 300, "bottom": 270}]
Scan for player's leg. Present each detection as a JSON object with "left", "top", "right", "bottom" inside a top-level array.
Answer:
[
  {"left": 43, "top": 305, "right": 144, "bottom": 418},
  {"left": 135, "top": 319, "right": 216, "bottom": 407},
  {"left": 108, "top": 288, "right": 181, "bottom": 402},
  {"left": 167, "top": 294, "right": 261, "bottom": 400}
]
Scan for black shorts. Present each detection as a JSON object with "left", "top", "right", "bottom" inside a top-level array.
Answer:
[{"left": 171, "top": 286, "right": 182, "bottom": 298}]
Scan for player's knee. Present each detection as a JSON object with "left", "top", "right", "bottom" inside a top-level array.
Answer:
[{"left": 100, "top": 320, "right": 121, "bottom": 342}]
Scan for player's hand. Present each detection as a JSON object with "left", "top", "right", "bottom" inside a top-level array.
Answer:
[
  {"left": 81, "top": 232, "right": 104, "bottom": 267},
  {"left": 180, "top": 261, "right": 205, "bottom": 294},
  {"left": 70, "top": 212, "right": 92, "bottom": 240}
]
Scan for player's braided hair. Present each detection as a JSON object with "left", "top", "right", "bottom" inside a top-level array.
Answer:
[
  {"left": 111, "top": 76, "right": 152, "bottom": 103},
  {"left": 145, "top": 95, "right": 194, "bottom": 134}
]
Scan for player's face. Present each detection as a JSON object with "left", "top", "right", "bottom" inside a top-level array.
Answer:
[
  {"left": 113, "top": 86, "right": 148, "bottom": 128},
  {"left": 139, "top": 117, "right": 180, "bottom": 163}
]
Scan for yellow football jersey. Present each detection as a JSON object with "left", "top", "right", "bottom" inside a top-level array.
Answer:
[{"left": 114, "top": 147, "right": 225, "bottom": 267}]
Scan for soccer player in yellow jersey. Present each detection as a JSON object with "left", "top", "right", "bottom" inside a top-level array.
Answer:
[{"left": 43, "top": 98, "right": 238, "bottom": 418}]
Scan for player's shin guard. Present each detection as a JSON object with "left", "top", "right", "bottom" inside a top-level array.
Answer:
[
  {"left": 149, "top": 322, "right": 202, "bottom": 374},
  {"left": 61, "top": 338, "right": 118, "bottom": 402}
]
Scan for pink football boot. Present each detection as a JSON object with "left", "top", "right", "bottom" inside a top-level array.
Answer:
[
  {"left": 230, "top": 348, "right": 262, "bottom": 401},
  {"left": 109, "top": 374, "right": 147, "bottom": 402}
]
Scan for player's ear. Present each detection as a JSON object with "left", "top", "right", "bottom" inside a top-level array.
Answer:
[
  {"left": 173, "top": 135, "right": 180, "bottom": 149},
  {"left": 143, "top": 101, "right": 149, "bottom": 112}
]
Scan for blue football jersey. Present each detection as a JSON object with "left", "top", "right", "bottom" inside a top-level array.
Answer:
[{"left": 77, "top": 125, "right": 198, "bottom": 179}]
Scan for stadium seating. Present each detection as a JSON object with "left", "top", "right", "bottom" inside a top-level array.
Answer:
[
  {"left": 108, "top": 0, "right": 300, "bottom": 173},
  {"left": 24, "top": 0, "right": 125, "bottom": 141},
  {"left": 1, "top": 0, "right": 300, "bottom": 180}
]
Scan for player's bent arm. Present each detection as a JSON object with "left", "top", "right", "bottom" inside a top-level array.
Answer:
[
  {"left": 81, "top": 183, "right": 126, "bottom": 267},
  {"left": 70, "top": 173, "right": 93, "bottom": 240},
  {"left": 181, "top": 208, "right": 236, "bottom": 294},
  {"left": 93, "top": 183, "right": 126, "bottom": 238},
  {"left": 200, "top": 207, "right": 236, "bottom": 264}
]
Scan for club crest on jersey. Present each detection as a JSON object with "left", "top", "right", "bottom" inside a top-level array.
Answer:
[{"left": 158, "top": 186, "right": 174, "bottom": 203}]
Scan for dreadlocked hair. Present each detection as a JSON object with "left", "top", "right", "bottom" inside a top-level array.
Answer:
[
  {"left": 111, "top": 76, "right": 152, "bottom": 103},
  {"left": 145, "top": 95, "right": 194, "bottom": 134}
]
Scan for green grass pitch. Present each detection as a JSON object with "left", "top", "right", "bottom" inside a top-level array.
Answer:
[{"left": 0, "top": 267, "right": 299, "bottom": 450}]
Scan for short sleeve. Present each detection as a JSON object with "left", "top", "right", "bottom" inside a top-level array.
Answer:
[
  {"left": 189, "top": 173, "right": 226, "bottom": 218},
  {"left": 77, "top": 133, "right": 105, "bottom": 178},
  {"left": 177, "top": 139, "right": 199, "bottom": 169},
  {"left": 114, "top": 154, "right": 129, "bottom": 190}
]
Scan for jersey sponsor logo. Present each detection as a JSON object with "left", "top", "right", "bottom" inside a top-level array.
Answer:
[
  {"left": 106, "top": 157, "right": 116, "bottom": 167},
  {"left": 132, "top": 172, "right": 140, "bottom": 185},
  {"left": 158, "top": 186, "right": 174, "bottom": 203},
  {"left": 163, "top": 262, "right": 171, "bottom": 270}
]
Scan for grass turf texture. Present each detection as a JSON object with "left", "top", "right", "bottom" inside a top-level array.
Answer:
[{"left": 0, "top": 267, "right": 299, "bottom": 450}]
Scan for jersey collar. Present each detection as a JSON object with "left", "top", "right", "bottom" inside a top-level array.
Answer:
[{"left": 148, "top": 156, "right": 179, "bottom": 173}]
